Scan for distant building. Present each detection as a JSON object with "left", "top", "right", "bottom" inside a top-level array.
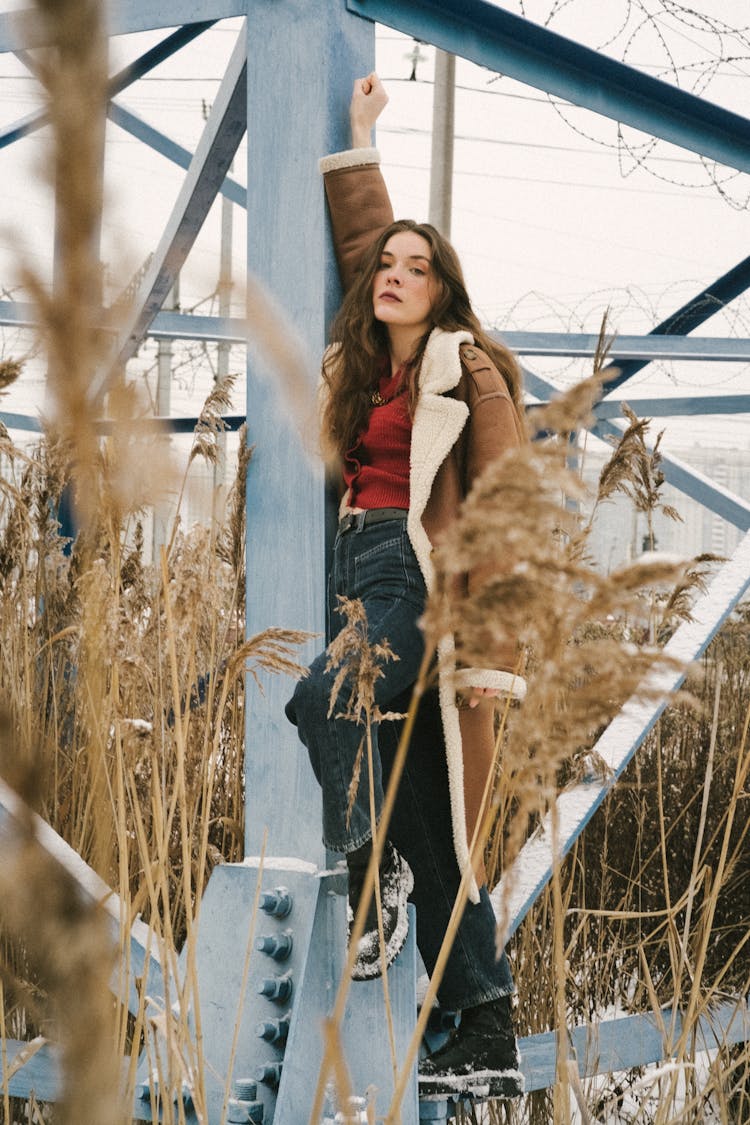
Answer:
[{"left": 580, "top": 443, "right": 750, "bottom": 572}]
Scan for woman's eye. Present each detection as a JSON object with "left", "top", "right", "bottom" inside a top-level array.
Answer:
[{"left": 411, "top": 267, "right": 425, "bottom": 276}]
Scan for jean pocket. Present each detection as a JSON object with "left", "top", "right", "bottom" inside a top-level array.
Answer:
[{"left": 353, "top": 535, "right": 408, "bottom": 598}]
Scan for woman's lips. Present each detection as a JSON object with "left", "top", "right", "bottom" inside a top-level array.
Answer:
[{"left": 377, "top": 291, "right": 401, "bottom": 302}]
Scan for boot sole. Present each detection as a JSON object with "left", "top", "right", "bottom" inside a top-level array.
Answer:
[
  {"left": 419, "top": 1067, "right": 525, "bottom": 1100},
  {"left": 351, "top": 859, "right": 414, "bottom": 981}
]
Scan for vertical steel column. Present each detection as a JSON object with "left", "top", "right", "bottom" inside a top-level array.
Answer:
[
  {"left": 244, "top": 2, "right": 374, "bottom": 859},
  {"left": 428, "top": 49, "right": 455, "bottom": 237}
]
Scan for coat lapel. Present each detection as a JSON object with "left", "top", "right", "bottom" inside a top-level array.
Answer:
[
  {"left": 407, "top": 328, "right": 472, "bottom": 591},
  {"left": 405, "top": 327, "right": 483, "bottom": 904}
]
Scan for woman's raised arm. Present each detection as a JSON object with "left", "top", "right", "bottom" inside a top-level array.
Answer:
[
  {"left": 319, "top": 72, "right": 394, "bottom": 292},
  {"left": 350, "top": 72, "right": 388, "bottom": 148}
]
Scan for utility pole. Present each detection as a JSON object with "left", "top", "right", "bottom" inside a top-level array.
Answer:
[
  {"left": 152, "top": 276, "right": 179, "bottom": 560},
  {"left": 428, "top": 49, "right": 456, "bottom": 237},
  {"left": 213, "top": 161, "right": 233, "bottom": 531}
]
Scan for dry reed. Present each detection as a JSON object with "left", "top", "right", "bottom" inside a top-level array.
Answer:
[{"left": 0, "top": 0, "right": 747, "bottom": 1118}]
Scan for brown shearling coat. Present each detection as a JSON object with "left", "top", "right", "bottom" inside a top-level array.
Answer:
[{"left": 320, "top": 147, "right": 526, "bottom": 898}]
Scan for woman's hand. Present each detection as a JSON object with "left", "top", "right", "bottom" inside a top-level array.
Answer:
[
  {"left": 467, "top": 686, "right": 502, "bottom": 709},
  {"left": 350, "top": 72, "right": 388, "bottom": 149}
]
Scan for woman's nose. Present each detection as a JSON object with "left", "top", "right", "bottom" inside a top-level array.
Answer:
[{"left": 385, "top": 268, "right": 402, "bottom": 285}]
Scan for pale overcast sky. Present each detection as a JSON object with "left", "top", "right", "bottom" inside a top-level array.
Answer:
[{"left": 0, "top": 1, "right": 747, "bottom": 451}]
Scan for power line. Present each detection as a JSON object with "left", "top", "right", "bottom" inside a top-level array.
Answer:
[
  {"left": 386, "top": 159, "right": 728, "bottom": 198},
  {"left": 379, "top": 124, "right": 719, "bottom": 166}
]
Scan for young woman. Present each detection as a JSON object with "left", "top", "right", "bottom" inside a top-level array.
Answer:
[{"left": 286, "top": 74, "right": 526, "bottom": 1099}]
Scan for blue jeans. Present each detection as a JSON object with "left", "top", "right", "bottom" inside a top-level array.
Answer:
[{"left": 285, "top": 515, "right": 514, "bottom": 1009}]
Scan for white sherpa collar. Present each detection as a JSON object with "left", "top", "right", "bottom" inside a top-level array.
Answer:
[{"left": 418, "top": 327, "right": 474, "bottom": 396}]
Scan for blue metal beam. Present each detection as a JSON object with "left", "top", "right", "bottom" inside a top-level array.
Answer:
[
  {"left": 2, "top": 26, "right": 245, "bottom": 209},
  {"left": 4, "top": 996, "right": 747, "bottom": 1102},
  {"left": 0, "top": 302, "right": 242, "bottom": 339},
  {"left": 10, "top": 302, "right": 750, "bottom": 360},
  {"left": 242, "top": 2, "right": 374, "bottom": 860},
  {"left": 0, "top": 1, "right": 246, "bottom": 52},
  {"left": 0, "top": 410, "right": 248, "bottom": 436},
  {"left": 1, "top": 24, "right": 215, "bottom": 149},
  {"left": 502, "top": 331, "right": 750, "bottom": 363},
  {"left": 513, "top": 359, "right": 750, "bottom": 529},
  {"left": 601, "top": 254, "right": 750, "bottom": 392},
  {"left": 89, "top": 21, "right": 248, "bottom": 402},
  {"left": 107, "top": 103, "right": 247, "bottom": 208},
  {"left": 498, "top": 331, "right": 750, "bottom": 363},
  {"left": 0, "top": 1040, "right": 62, "bottom": 1103},
  {"left": 348, "top": 0, "right": 750, "bottom": 174},
  {"left": 520, "top": 999, "right": 750, "bottom": 1092},
  {"left": 0, "top": 108, "right": 43, "bottom": 150},
  {"left": 494, "top": 527, "right": 750, "bottom": 937},
  {"left": 519, "top": 394, "right": 750, "bottom": 419},
  {"left": 593, "top": 395, "right": 750, "bottom": 420},
  {"left": 108, "top": 20, "right": 216, "bottom": 92},
  {"left": 0, "top": 777, "right": 163, "bottom": 1016},
  {"left": 8, "top": 393, "right": 749, "bottom": 441},
  {"left": 148, "top": 310, "right": 246, "bottom": 342},
  {"left": 0, "top": 411, "right": 42, "bottom": 433}
]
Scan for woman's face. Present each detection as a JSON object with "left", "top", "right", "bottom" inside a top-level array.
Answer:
[{"left": 372, "top": 230, "right": 436, "bottom": 336}]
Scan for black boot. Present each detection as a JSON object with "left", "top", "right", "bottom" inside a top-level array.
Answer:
[
  {"left": 347, "top": 839, "right": 413, "bottom": 981},
  {"left": 419, "top": 994, "right": 524, "bottom": 1099}
]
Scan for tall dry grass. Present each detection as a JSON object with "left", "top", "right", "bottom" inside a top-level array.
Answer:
[
  {"left": 0, "top": 2, "right": 310, "bottom": 1123},
  {"left": 0, "top": 1, "right": 747, "bottom": 1121},
  {"left": 475, "top": 396, "right": 750, "bottom": 1124},
  {"left": 309, "top": 336, "right": 748, "bottom": 1123},
  {"left": 0, "top": 387, "right": 314, "bottom": 1124}
]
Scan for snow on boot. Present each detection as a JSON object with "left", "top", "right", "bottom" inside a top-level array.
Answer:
[
  {"left": 347, "top": 840, "right": 413, "bottom": 981},
  {"left": 419, "top": 995, "right": 524, "bottom": 1099}
]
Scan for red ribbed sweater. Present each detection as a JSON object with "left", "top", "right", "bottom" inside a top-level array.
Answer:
[{"left": 343, "top": 365, "right": 412, "bottom": 509}]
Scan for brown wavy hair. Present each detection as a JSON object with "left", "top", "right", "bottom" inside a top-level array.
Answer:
[{"left": 320, "top": 219, "right": 523, "bottom": 460}]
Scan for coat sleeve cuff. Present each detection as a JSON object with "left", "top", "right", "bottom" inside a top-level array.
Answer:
[
  {"left": 453, "top": 667, "right": 527, "bottom": 702},
  {"left": 319, "top": 147, "right": 381, "bottom": 175}
]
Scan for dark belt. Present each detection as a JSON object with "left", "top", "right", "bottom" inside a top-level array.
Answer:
[{"left": 338, "top": 508, "right": 408, "bottom": 534}]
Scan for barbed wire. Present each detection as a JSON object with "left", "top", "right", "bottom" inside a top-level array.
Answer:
[
  {"left": 491, "top": 281, "right": 750, "bottom": 389},
  {"left": 503, "top": 1, "right": 750, "bottom": 209}
]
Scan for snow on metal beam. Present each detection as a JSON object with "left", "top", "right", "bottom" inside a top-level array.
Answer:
[
  {"left": 601, "top": 253, "right": 750, "bottom": 393},
  {"left": 0, "top": 776, "right": 163, "bottom": 1016},
  {"left": 520, "top": 998, "right": 750, "bottom": 1092},
  {"left": 0, "top": 1040, "right": 62, "bottom": 1103},
  {"left": 89, "top": 21, "right": 248, "bottom": 404},
  {"left": 493, "top": 527, "right": 750, "bottom": 938},
  {"left": 5, "top": 1000, "right": 742, "bottom": 1101},
  {"left": 108, "top": 102, "right": 247, "bottom": 208},
  {"left": 348, "top": 0, "right": 750, "bottom": 173},
  {"left": 0, "top": 1, "right": 245, "bottom": 52}
]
